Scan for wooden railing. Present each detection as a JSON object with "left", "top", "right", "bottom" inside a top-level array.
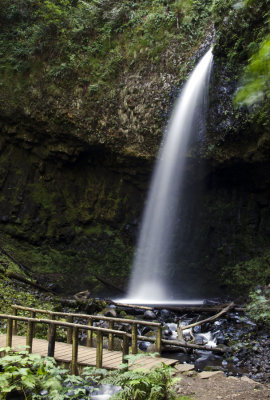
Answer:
[
  {"left": 11, "top": 305, "right": 163, "bottom": 355},
  {"left": 0, "top": 313, "right": 129, "bottom": 374}
]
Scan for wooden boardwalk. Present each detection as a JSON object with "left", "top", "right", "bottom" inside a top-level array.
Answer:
[{"left": 0, "top": 334, "right": 178, "bottom": 370}]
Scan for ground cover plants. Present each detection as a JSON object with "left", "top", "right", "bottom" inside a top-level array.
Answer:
[{"left": 0, "top": 349, "right": 180, "bottom": 400}]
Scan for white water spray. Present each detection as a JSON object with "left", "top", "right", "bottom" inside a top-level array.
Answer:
[{"left": 124, "top": 48, "right": 213, "bottom": 304}]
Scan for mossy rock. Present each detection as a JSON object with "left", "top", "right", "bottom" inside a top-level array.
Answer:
[
  {"left": 145, "top": 331, "right": 156, "bottom": 338},
  {"left": 85, "top": 299, "right": 107, "bottom": 314},
  {"left": 119, "top": 310, "right": 127, "bottom": 318}
]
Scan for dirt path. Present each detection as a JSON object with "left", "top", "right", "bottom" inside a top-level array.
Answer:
[{"left": 173, "top": 366, "right": 270, "bottom": 400}]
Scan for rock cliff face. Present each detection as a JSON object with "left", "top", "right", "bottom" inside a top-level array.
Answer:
[{"left": 0, "top": 0, "right": 269, "bottom": 296}]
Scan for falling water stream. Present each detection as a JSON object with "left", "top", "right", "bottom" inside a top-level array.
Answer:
[{"left": 120, "top": 48, "right": 213, "bottom": 305}]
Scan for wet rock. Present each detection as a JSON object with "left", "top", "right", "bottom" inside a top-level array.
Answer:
[
  {"left": 193, "top": 325, "right": 202, "bottom": 334},
  {"left": 160, "top": 309, "right": 171, "bottom": 321},
  {"left": 213, "top": 331, "right": 226, "bottom": 345},
  {"left": 214, "top": 319, "right": 226, "bottom": 327},
  {"left": 163, "top": 329, "right": 173, "bottom": 337},
  {"left": 139, "top": 341, "right": 151, "bottom": 351},
  {"left": 166, "top": 322, "right": 177, "bottom": 332},
  {"left": 228, "top": 313, "right": 242, "bottom": 324},
  {"left": 85, "top": 299, "right": 107, "bottom": 314},
  {"left": 104, "top": 308, "right": 117, "bottom": 318},
  {"left": 141, "top": 326, "right": 154, "bottom": 336},
  {"left": 222, "top": 360, "right": 228, "bottom": 368},
  {"left": 99, "top": 321, "right": 110, "bottom": 329},
  {"left": 143, "top": 310, "right": 156, "bottom": 320},
  {"left": 195, "top": 353, "right": 223, "bottom": 371},
  {"left": 194, "top": 334, "right": 208, "bottom": 345},
  {"left": 170, "top": 352, "right": 190, "bottom": 363}
]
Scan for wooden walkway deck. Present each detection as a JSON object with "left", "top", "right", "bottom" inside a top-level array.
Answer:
[{"left": 0, "top": 334, "right": 178, "bottom": 370}]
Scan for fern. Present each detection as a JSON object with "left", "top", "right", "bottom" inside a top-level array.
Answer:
[
  {"left": 0, "top": 349, "right": 179, "bottom": 400},
  {"left": 96, "top": 357, "right": 179, "bottom": 400}
]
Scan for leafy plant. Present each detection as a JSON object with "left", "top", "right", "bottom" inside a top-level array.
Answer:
[
  {"left": 83, "top": 354, "right": 180, "bottom": 400},
  {"left": 235, "top": 35, "right": 270, "bottom": 106},
  {"left": 0, "top": 347, "right": 92, "bottom": 399},
  {"left": 246, "top": 286, "right": 270, "bottom": 327},
  {"left": 0, "top": 349, "right": 179, "bottom": 400}
]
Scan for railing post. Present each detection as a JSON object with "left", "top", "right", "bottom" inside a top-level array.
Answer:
[
  {"left": 122, "top": 334, "right": 129, "bottom": 365},
  {"left": 30, "top": 311, "right": 36, "bottom": 338},
  {"left": 48, "top": 323, "right": 56, "bottom": 357},
  {"left": 155, "top": 326, "right": 162, "bottom": 355},
  {"left": 67, "top": 315, "right": 73, "bottom": 344},
  {"left": 26, "top": 320, "right": 34, "bottom": 353},
  {"left": 47, "top": 314, "right": 56, "bottom": 341},
  {"left": 108, "top": 321, "right": 114, "bottom": 351},
  {"left": 6, "top": 318, "right": 13, "bottom": 347},
  {"left": 131, "top": 323, "right": 138, "bottom": 354},
  {"left": 86, "top": 318, "right": 93, "bottom": 347},
  {"left": 96, "top": 331, "right": 103, "bottom": 368},
  {"left": 71, "top": 327, "right": 79, "bottom": 375},
  {"left": 13, "top": 308, "right": 17, "bottom": 335}
]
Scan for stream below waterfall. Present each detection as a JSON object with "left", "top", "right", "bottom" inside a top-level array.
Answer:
[{"left": 71, "top": 301, "right": 270, "bottom": 384}]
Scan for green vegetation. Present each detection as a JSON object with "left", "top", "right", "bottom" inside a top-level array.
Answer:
[
  {"left": 0, "top": 226, "right": 132, "bottom": 295},
  {"left": 235, "top": 35, "right": 270, "bottom": 106},
  {"left": 221, "top": 250, "right": 270, "bottom": 294},
  {"left": 246, "top": 286, "right": 270, "bottom": 327},
  {"left": 233, "top": 0, "right": 270, "bottom": 112},
  {"left": 89, "top": 354, "right": 179, "bottom": 400},
  {"left": 213, "top": 0, "right": 270, "bottom": 65},
  {"left": 0, "top": 0, "right": 213, "bottom": 96},
  {"left": 0, "top": 350, "right": 180, "bottom": 400},
  {"left": 213, "top": 0, "right": 270, "bottom": 124},
  {"left": 204, "top": 0, "right": 270, "bottom": 164},
  {"left": 0, "top": 276, "right": 53, "bottom": 317},
  {"left": 0, "top": 347, "right": 93, "bottom": 399}
]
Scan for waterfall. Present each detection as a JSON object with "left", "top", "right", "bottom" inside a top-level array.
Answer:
[{"left": 124, "top": 48, "right": 213, "bottom": 304}]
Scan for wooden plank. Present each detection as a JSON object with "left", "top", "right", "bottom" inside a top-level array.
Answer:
[
  {"left": 77, "top": 348, "right": 122, "bottom": 368},
  {"left": 102, "top": 352, "right": 122, "bottom": 361},
  {"left": 130, "top": 357, "right": 177, "bottom": 370},
  {"left": 132, "top": 357, "right": 159, "bottom": 367}
]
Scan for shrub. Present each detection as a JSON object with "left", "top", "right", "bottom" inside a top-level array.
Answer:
[{"left": 246, "top": 286, "right": 270, "bottom": 327}]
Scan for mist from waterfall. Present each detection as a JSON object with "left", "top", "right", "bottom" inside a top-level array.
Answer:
[{"left": 125, "top": 48, "right": 213, "bottom": 304}]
